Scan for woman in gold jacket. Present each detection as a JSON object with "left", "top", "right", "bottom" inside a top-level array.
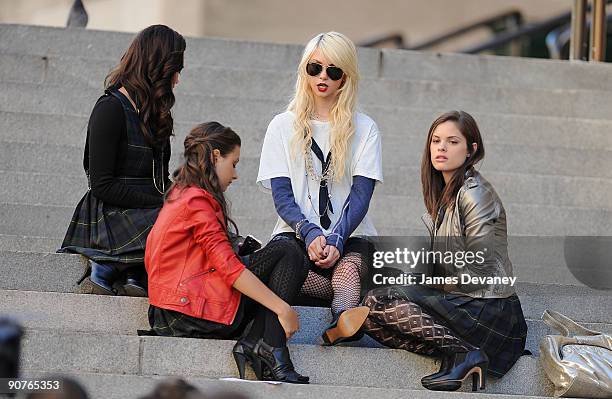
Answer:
[{"left": 361, "top": 110, "right": 527, "bottom": 392}]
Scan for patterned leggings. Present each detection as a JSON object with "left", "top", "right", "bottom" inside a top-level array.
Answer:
[
  {"left": 362, "top": 287, "right": 473, "bottom": 356},
  {"left": 300, "top": 247, "right": 370, "bottom": 315}
]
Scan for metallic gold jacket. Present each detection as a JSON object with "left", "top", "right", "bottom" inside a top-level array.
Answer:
[{"left": 422, "top": 169, "right": 516, "bottom": 298}]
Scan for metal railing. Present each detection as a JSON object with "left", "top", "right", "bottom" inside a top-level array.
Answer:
[
  {"left": 360, "top": 2, "right": 611, "bottom": 62},
  {"left": 357, "top": 10, "right": 523, "bottom": 51},
  {"left": 548, "top": 11, "right": 612, "bottom": 60},
  {"left": 409, "top": 10, "right": 523, "bottom": 51}
]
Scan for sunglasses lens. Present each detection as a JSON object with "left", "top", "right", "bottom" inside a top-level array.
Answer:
[
  {"left": 327, "top": 67, "right": 344, "bottom": 81},
  {"left": 306, "top": 63, "right": 323, "bottom": 77}
]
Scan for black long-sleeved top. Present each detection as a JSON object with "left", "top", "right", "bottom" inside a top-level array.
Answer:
[{"left": 86, "top": 95, "right": 170, "bottom": 209}]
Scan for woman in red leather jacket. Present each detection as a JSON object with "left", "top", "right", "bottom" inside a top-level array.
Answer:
[{"left": 145, "top": 122, "right": 310, "bottom": 384}]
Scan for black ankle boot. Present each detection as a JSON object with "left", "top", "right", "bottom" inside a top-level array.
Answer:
[
  {"left": 123, "top": 267, "right": 147, "bottom": 297},
  {"left": 253, "top": 339, "right": 309, "bottom": 384},
  {"left": 422, "top": 349, "right": 489, "bottom": 392},
  {"left": 421, "top": 352, "right": 455, "bottom": 384},
  {"left": 322, "top": 306, "right": 369, "bottom": 346},
  {"left": 232, "top": 338, "right": 262, "bottom": 380},
  {"left": 81, "top": 261, "right": 117, "bottom": 295}
]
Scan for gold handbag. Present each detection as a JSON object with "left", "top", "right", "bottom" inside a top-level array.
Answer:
[{"left": 539, "top": 310, "right": 612, "bottom": 398}]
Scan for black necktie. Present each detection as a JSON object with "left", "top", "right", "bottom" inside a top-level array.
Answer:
[{"left": 310, "top": 140, "right": 334, "bottom": 229}]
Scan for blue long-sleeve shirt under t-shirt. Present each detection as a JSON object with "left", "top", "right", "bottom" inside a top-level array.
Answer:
[{"left": 271, "top": 176, "right": 375, "bottom": 254}]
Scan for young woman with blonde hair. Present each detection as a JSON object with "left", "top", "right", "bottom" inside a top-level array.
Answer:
[{"left": 257, "top": 32, "right": 383, "bottom": 345}]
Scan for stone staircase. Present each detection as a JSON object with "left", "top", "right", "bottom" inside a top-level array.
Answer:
[{"left": 1, "top": 24, "right": 611, "bottom": 398}]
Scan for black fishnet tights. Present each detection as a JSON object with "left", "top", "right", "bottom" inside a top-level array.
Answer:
[
  {"left": 300, "top": 252, "right": 368, "bottom": 315},
  {"left": 244, "top": 238, "right": 309, "bottom": 347},
  {"left": 361, "top": 287, "right": 473, "bottom": 355}
]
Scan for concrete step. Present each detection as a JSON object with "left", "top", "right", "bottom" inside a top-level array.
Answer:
[
  {"left": 20, "top": 370, "right": 555, "bottom": 399},
  {"left": 2, "top": 181, "right": 610, "bottom": 236},
  {"left": 0, "top": 234, "right": 60, "bottom": 253},
  {"left": 3, "top": 109, "right": 612, "bottom": 153},
  {"left": 3, "top": 162, "right": 612, "bottom": 211},
  {"left": 3, "top": 130, "right": 612, "bottom": 180},
  {"left": 2, "top": 24, "right": 612, "bottom": 92},
  {"left": 0, "top": 229, "right": 601, "bottom": 287},
  {"left": 17, "top": 328, "right": 552, "bottom": 396},
  {"left": 3, "top": 64, "right": 612, "bottom": 121},
  {"left": 0, "top": 252, "right": 609, "bottom": 322},
  {"left": 3, "top": 53, "right": 612, "bottom": 124},
  {"left": 3, "top": 288, "right": 612, "bottom": 356},
  {"left": 0, "top": 202, "right": 276, "bottom": 247}
]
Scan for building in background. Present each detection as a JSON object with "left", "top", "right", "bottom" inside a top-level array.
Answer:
[{"left": 0, "top": 0, "right": 569, "bottom": 47}]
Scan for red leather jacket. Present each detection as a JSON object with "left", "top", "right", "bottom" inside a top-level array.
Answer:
[{"left": 145, "top": 186, "right": 246, "bottom": 325}]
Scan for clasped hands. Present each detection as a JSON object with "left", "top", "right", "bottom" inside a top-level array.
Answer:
[{"left": 307, "top": 235, "right": 340, "bottom": 268}]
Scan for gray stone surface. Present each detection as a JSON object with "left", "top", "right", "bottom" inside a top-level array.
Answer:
[
  {"left": 3, "top": 129, "right": 612, "bottom": 179},
  {"left": 20, "top": 329, "right": 140, "bottom": 375},
  {"left": 1, "top": 257, "right": 610, "bottom": 322},
  {"left": 2, "top": 195, "right": 611, "bottom": 237},
  {"left": 379, "top": 47, "right": 612, "bottom": 90},
  {"left": 4, "top": 67, "right": 612, "bottom": 120},
  {"left": 16, "top": 328, "right": 553, "bottom": 396},
  {"left": 3, "top": 53, "right": 612, "bottom": 121},
  {"left": 0, "top": 233, "right": 60, "bottom": 252},
  {"left": 3, "top": 108, "right": 612, "bottom": 153},
  {"left": 3, "top": 288, "right": 611, "bottom": 355},
  {"left": 0, "top": 251, "right": 85, "bottom": 293},
  {"left": 0, "top": 202, "right": 277, "bottom": 240},
  {"left": 20, "top": 370, "right": 556, "bottom": 399},
  {"left": 3, "top": 24, "right": 612, "bottom": 91},
  {"left": 0, "top": 202, "right": 75, "bottom": 237},
  {"left": 2, "top": 166, "right": 612, "bottom": 211},
  {"left": 0, "top": 25, "right": 380, "bottom": 77}
]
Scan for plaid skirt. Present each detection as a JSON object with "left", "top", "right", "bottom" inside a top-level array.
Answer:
[
  {"left": 146, "top": 298, "right": 253, "bottom": 340},
  {"left": 369, "top": 284, "right": 527, "bottom": 377},
  {"left": 58, "top": 190, "right": 160, "bottom": 264}
]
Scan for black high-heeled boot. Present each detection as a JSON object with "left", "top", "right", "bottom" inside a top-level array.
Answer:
[
  {"left": 421, "top": 352, "right": 455, "bottom": 385},
  {"left": 80, "top": 260, "right": 117, "bottom": 295},
  {"left": 253, "top": 339, "right": 309, "bottom": 384},
  {"left": 123, "top": 267, "right": 147, "bottom": 297},
  {"left": 421, "top": 349, "right": 489, "bottom": 392},
  {"left": 321, "top": 306, "right": 369, "bottom": 346},
  {"left": 232, "top": 338, "right": 262, "bottom": 380}
]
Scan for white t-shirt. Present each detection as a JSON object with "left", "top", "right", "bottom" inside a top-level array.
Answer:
[{"left": 257, "top": 111, "right": 383, "bottom": 238}]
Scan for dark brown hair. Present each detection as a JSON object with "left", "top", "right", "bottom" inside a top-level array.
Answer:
[
  {"left": 171, "top": 122, "right": 241, "bottom": 234},
  {"left": 105, "top": 24, "right": 186, "bottom": 148},
  {"left": 421, "top": 110, "right": 485, "bottom": 218}
]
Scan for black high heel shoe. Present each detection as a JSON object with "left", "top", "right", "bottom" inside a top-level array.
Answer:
[
  {"left": 252, "top": 339, "right": 309, "bottom": 384},
  {"left": 421, "top": 349, "right": 489, "bottom": 392},
  {"left": 232, "top": 338, "right": 262, "bottom": 380},
  {"left": 322, "top": 306, "right": 369, "bottom": 346},
  {"left": 421, "top": 352, "right": 455, "bottom": 385}
]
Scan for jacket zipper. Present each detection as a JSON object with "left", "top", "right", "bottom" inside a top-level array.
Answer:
[{"left": 179, "top": 268, "right": 216, "bottom": 286}]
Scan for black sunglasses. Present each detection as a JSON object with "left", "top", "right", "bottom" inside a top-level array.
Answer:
[{"left": 306, "top": 62, "right": 344, "bottom": 81}]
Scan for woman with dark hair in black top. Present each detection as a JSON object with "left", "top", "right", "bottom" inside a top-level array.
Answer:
[{"left": 58, "top": 24, "right": 186, "bottom": 296}]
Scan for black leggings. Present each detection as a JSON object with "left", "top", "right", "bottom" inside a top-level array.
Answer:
[
  {"left": 243, "top": 237, "right": 309, "bottom": 346},
  {"left": 149, "top": 238, "right": 309, "bottom": 347}
]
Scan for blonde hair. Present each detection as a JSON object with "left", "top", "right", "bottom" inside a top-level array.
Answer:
[{"left": 288, "top": 32, "right": 360, "bottom": 180}]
